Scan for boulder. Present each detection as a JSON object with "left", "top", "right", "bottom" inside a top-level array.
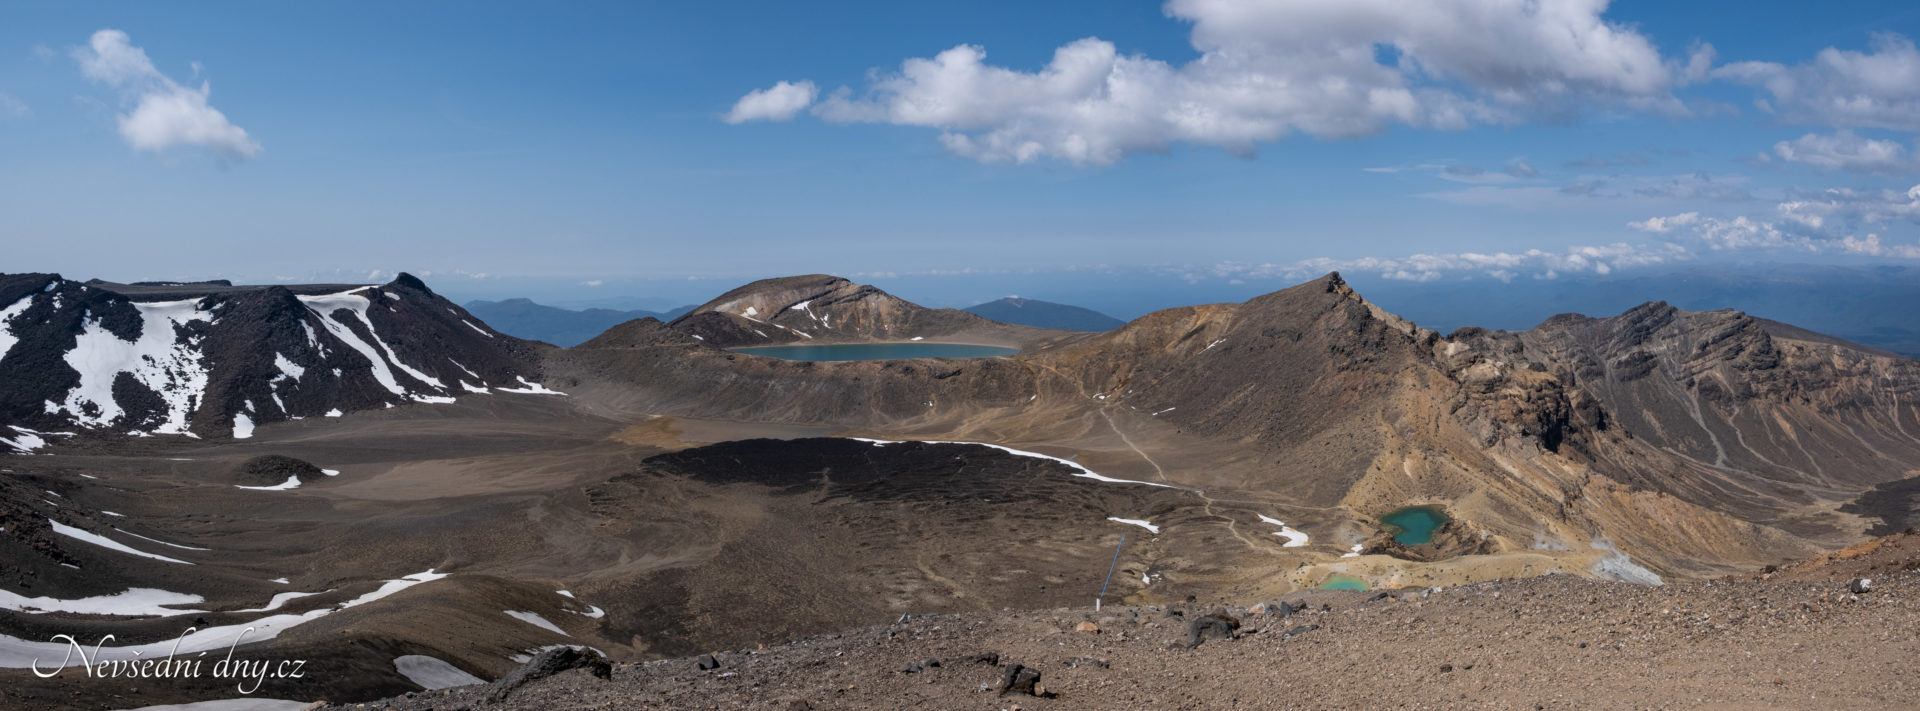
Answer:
[
  {"left": 1184, "top": 613, "right": 1241, "bottom": 648},
  {"left": 486, "top": 647, "right": 611, "bottom": 702},
  {"left": 999, "top": 664, "right": 1041, "bottom": 696},
  {"left": 1074, "top": 621, "right": 1100, "bottom": 633},
  {"left": 696, "top": 653, "right": 721, "bottom": 671}
]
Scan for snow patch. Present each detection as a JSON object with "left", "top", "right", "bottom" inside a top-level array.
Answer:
[
  {"left": 848, "top": 438, "right": 1184, "bottom": 489},
  {"left": 395, "top": 654, "right": 485, "bottom": 690},
  {"left": 462, "top": 320, "right": 493, "bottom": 338},
  {"left": 495, "top": 376, "right": 566, "bottom": 395},
  {"left": 231, "top": 413, "right": 254, "bottom": 440},
  {"left": 233, "top": 590, "right": 329, "bottom": 613},
  {"left": 1107, "top": 517, "right": 1160, "bottom": 534},
  {"left": 0, "top": 295, "right": 33, "bottom": 362},
  {"left": 0, "top": 569, "right": 448, "bottom": 669},
  {"left": 236, "top": 475, "right": 301, "bottom": 491},
  {"left": 273, "top": 353, "right": 305, "bottom": 381},
  {"left": 504, "top": 610, "right": 569, "bottom": 636},
  {"left": 298, "top": 290, "right": 450, "bottom": 403},
  {"left": 0, "top": 587, "right": 205, "bottom": 617},
  {"left": 48, "top": 520, "right": 193, "bottom": 565},
  {"left": 1256, "top": 514, "right": 1310, "bottom": 547},
  {"left": 113, "top": 528, "right": 211, "bottom": 551}
]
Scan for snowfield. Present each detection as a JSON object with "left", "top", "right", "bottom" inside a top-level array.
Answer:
[{"left": 51, "top": 299, "right": 212, "bottom": 435}]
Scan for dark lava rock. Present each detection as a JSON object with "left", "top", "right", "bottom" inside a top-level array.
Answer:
[
  {"left": 486, "top": 647, "right": 611, "bottom": 702},
  {"left": 919, "top": 657, "right": 940, "bottom": 668},
  {"left": 899, "top": 661, "right": 923, "bottom": 674},
  {"left": 965, "top": 651, "right": 1001, "bottom": 666},
  {"left": 1185, "top": 613, "right": 1242, "bottom": 648},
  {"left": 235, "top": 455, "right": 322, "bottom": 487},
  {"left": 696, "top": 654, "right": 721, "bottom": 671},
  {"left": 998, "top": 664, "right": 1042, "bottom": 696},
  {"left": 1850, "top": 578, "right": 1873, "bottom": 594}
]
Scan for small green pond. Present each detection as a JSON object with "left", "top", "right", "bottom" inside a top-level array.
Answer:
[
  {"left": 1381, "top": 505, "right": 1450, "bottom": 545},
  {"left": 1320, "top": 575, "right": 1370, "bottom": 591}
]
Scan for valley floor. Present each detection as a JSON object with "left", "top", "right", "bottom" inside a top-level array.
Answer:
[{"left": 336, "top": 533, "right": 1920, "bottom": 711}]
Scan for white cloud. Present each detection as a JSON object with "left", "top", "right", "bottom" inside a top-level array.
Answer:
[
  {"left": 582, "top": 279, "right": 604, "bottom": 287},
  {"left": 0, "top": 92, "right": 26, "bottom": 118},
  {"left": 1629, "top": 184, "right": 1920, "bottom": 258},
  {"left": 1213, "top": 241, "right": 1688, "bottom": 284},
  {"left": 1628, "top": 212, "right": 1700, "bottom": 233},
  {"left": 1772, "top": 131, "right": 1911, "bottom": 172},
  {"left": 742, "top": 0, "right": 1679, "bottom": 165},
  {"left": 73, "top": 29, "right": 260, "bottom": 161},
  {"left": 1713, "top": 33, "right": 1920, "bottom": 131},
  {"left": 723, "top": 80, "right": 817, "bottom": 124}
]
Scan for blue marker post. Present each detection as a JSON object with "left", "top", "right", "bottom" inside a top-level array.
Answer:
[{"left": 1097, "top": 533, "right": 1125, "bottom": 612}]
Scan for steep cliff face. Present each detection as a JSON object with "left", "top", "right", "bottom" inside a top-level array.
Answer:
[
  {"left": 0, "top": 273, "right": 548, "bottom": 444},
  {"left": 667, "top": 274, "right": 1067, "bottom": 348}
]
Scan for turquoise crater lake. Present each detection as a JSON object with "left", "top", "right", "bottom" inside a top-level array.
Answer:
[
  {"left": 1380, "top": 506, "right": 1450, "bottom": 545},
  {"left": 733, "top": 343, "right": 1019, "bottom": 362}
]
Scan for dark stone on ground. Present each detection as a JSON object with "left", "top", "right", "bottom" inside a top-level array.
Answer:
[
  {"left": 486, "top": 647, "right": 611, "bottom": 702},
  {"left": 1185, "top": 614, "right": 1241, "bottom": 648}
]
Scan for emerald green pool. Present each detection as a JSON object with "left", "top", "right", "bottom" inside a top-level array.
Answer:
[
  {"left": 1320, "top": 575, "right": 1370, "bottom": 591},
  {"left": 734, "top": 343, "right": 1018, "bottom": 361},
  {"left": 1381, "top": 506, "right": 1449, "bottom": 545}
]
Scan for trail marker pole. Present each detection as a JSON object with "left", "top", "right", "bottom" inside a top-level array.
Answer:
[{"left": 1097, "top": 533, "right": 1125, "bottom": 611}]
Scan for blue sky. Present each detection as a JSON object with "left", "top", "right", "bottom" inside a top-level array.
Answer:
[{"left": 2, "top": 1, "right": 1919, "bottom": 307}]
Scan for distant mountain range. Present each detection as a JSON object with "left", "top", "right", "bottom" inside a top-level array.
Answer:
[
  {"left": 463, "top": 298, "right": 694, "bottom": 347},
  {"left": 963, "top": 296, "right": 1124, "bottom": 331}
]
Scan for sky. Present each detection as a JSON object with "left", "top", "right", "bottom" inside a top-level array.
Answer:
[{"left": 3, "top": 1, "right": 1920, "bottom": 309}]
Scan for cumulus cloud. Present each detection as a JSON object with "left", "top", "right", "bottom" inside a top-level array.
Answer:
[
  {"left": 1211, "top": 241, "right": 1688, "bottom": 284},
  {"left": 1629, "top": 184, "right": 1920, "bottom": 258},
  {"left": 73, "top": 29, "right": 260, "bottom": 161},
  {"left": 1504, "top": 159, "right": 1539, "bottom": 177},
  {"left": 1628, "top": 212, "right": 1700, "bottom": 233},
  {"left": 723, "top": 80, "right": 817, "bottom": 124},
  {"left": 1772, "top": 130, "right": 1911, "bottom": 172},
  {"left": 1713, "top": 33, "right": 1920, "bottom": 131},
  {"left": 737, "top": 0, "right": 1680, "bottom": 164}
]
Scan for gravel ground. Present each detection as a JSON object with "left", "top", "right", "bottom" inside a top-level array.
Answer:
[{"left": 330, "top": 533, "right": 1920, "bottom": 710}]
